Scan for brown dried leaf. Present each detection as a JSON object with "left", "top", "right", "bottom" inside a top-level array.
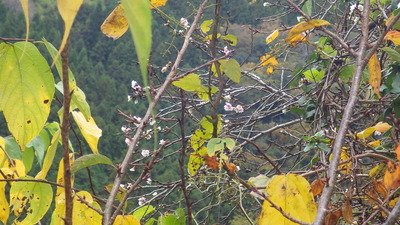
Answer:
[
  {"left": 310, "top": 178, "right": 326, "bottom": 196},
  {"left": 323, "top": 210, "right": 341, "bottom": 225},
  {"left": 383, "top": 161, "right": 400, "bottom": 191},
  {"left": 341, "top": 200, "right": 353, "bottom": 224},
  {"left": 373, "top": 122, "right": 392, "bottom": 133},
  {"left": 204, "top": 155, "right": 218, "bottom": 171}
]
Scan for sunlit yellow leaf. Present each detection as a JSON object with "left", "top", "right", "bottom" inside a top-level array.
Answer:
[
  {"left": 356, "top": 127, "right": 376, "bottom": 140},
  {"left": 204, "top": 33, "right": 221, "bottom": 42},
  {"left": 287, "top": 32, "right": 308, "bottom": 46},
  {"left": 286, "top": 19, "right": 330, "bottom": 43},
  {"left": 258, "top": 174, "right": 316, "bottom": 225},
  {"left": 113, "top": 215, "right": 140, "bottom": 225},
  {"left": 0, "top": 159, "right": 26, "bottom": 180},
  {"left": 367, "top": 140, "right": 381, "bottom": 147},
  {"left": 368, "top": 53, "right": 382, "bottom": 98},
  {"left": 72, "top": 111, "right": 102, "bottom": 154},
  {"left": 385, "top": 30, "right": 400, "bottom": 46},
  {"left": 57, "top": 0, "right": 83, "bottom": 59},
  {"left": 200, "top": 20, "right": 213, "bottom": 33},
  {"left": 260, "top": 54, "right": 278, "bottom": 67},
  {"left": 101, "top": 3, "right": 129, "bottom": 40},
  {"left": 369, "top": 163, "right": 386, "bottom": 178},
  {"left": 266, "top": 30, "right": 279, "bottom": 45},
  {"left": 55, "top": 154, "right": 74, "bottom": 198},
  {"left": 338, "top": 148, "right": 351, "bottom": 175},
  {"left": 389, "top": 197, "right": 398, "bottom": 208},
  {"left": 266, "top": 66, "right": 274, "bottom": 74},
  {"left": 373, "top": 122, "right": 392, "bottom": 133},
  {"left": 150, "top": 0, "right": 168, "bottom": 8}
]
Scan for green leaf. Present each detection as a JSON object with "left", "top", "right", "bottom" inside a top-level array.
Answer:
[
  {"left": 145, "top": 218, "right": 156, "bottom": 225},
  {"left": 44, "top": 40, "right": 91, "bottom": 119},
  {"left": 221, "top": 34, "right": 237, "bottom": 46},
  {"left": 200, "top": 115, "right": 222, "bottom": 135},
  {"left": 303, "top": 69, "right": 324, "bottom": 82},
  {"left": 3, "top": 137, "right": 22, "bottom": 160},
  {"left": 207, "top": 138, "right": 224, "bottom": 156},
  {"left": 35, "top": 129, "right": 60, "bottom": 180},
  {"left": 172, "top": 73, "right": 202, "bottom": 91},
  {"left": 339, "top": 65, "right": 354, "bottom": 82},
  {"left": 200, "top": 20, "right": 213, "bottom": 33},
  {"left": 71, "top": 154, "right": 113, "bottom": 173},
  {"left": 10, "top": 177, "right": 53, "bottom": 225},
  {"left": 159, "top": 208, "right": 186, "bottom": 225},
  {"left": 220, "top": 59, "right": 241, "bottom": 83},
  {"left": 26, "top": 129, "right": 49, "bottom": 168},
  {"left": 302, "top": 0, "right": 312, "bottom": 16},
  {"left": 222, "top": 138, "right": 235, "bottom": 150},
  {"left": 0, "top": 42, "right": 55, "bottom": 150},
  {"left": 133, "top": 205, "right": 155, "bottom": 220},
  {"left": 382, "top": 47, "right": 400, "bottom": 63},
  {"left": 248, "top": 175, "right": 270, "bottom": 198},
  {"left": 22, "top": 147, "right": 34, "bottom": 173},
  {"left": 122, "top": 0, "right": 152, "bottom": 83}
]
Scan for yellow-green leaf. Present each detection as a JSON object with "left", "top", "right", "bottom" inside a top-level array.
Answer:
[
  {"left": 0, "top": 181, "right": 9, "bottom": 225},
  {"left": 122, "top": 0, "right": 152, "bottom": 83},
  {"left": 195, "top": 86, "right": 218, "bottom": 101},
  {"left": 200, "top": 20, "right": 213, "bottom": 33},
  {"left": 367, "top": 53, "right": 382, "bottom": 98},
  {"left": 220, "top": 59, "right": 241, "bottom": 83},
  {"left": 258, "top": 174, "right": 317, "bottom": 225},
  {"left": 10, "top": 177, "right": 53, "bottom": 225},
  {"left": 221, "top": 34, "right": 237, "bottom": 46},
  {"left": 72, "top": 191, "right": 102, "bottom": 224},
  {"left": 19, "top": 0, "right": 30, "bottom": 56},
  {"left": 356, "top": 127, "right": 376, "bottom": 140},
  {"left": 101, "top": 3, "right": 129, "bottom": 40},
  {"left": 0, "top": 42, "right": 55, "bottom": 150},
  {"left": 286, "top": 19, "right": 330, "bottom": 43},
  {"left": 113, "top": 215, "right": 140, "bottom": 225},
  {"left": 57, "top": 0, "right": 83, "bottom": 57},
  {"left": 35, "top": 129, "right": 60, "bottom": 180},
  {"left": 72, "top": 111, "right": 102, "bottom": 154},
  {"left": 71, "top": 154, "right": 113, "bottom": 173},
  {"left": 172, "top": 73, "right": 202, "bottom": 91},
  {"left": 266, "top": 30, "right": 279, "bottom": 45},
  {"left": 188, "top": 147, "right": 207, "bottom": 175},
  {"left": 133, "top": 205, "right": 154, "bottom": 220}
]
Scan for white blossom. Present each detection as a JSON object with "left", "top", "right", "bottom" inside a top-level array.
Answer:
[
  {"left": 223, "top": 95, "right": 231, "bottom": 102},
  {"left": 223, "top": 46, "right": 230, "bottom": 55},
  {"left": 263, "top": 2, "right": 270, "bottom": 7},
  {"left": 236, "top": 165, "right": 241, "bottom": 171},
  {"left": 159, "top": 139, "right": 166, "bottom": 145},
  {"left": 134, "top": 99, "right": 138, "bottom": 104},
  {"left": 398, "top": 2, "right": 400, "bottom": 8},
  {"left": 350, "top": 4, "right": 363, "bottom": 14},
  {"left": 125, "top": 137, "right": 132, "bottom": 145},
  {"left": 138, "top": 196, "right": 146, "bottom": 206},
  {"left": 146, "top": 178, "right": 152, "bottom": 184},
  {"left": 149, "top": 118, "right": 156, "bottom": 126},
  {"left": 152, "top": 192, "right": 158, "bottom": 196},
  {"left": 129, "top": 166, "right": 135, "bottom": 172},
  {"left": 121, "top": 126, "right": 128, "bottom": 132},
  {"left": 161, "top": 66, "right": 168, "bottom": 73},
  {"left": 180, "top": 17, "right": 190, "bottom": 28},
  {"left": 128, "top": 95, "right": 132, "bottom": 102},
  {"left": 131, "top": 80, "right": 138, "bottom": 89},
  {"left": 224, "top": 102, "right": 234, "bottom": 111},
  {"left": 141, "top": 149, "right": 151, "bottom": 157},
  {"left": 234, "top": 105, "right": 244, "bottom": 113},
  {"left": 297, "top": 16, "right": 304, "bottom": 22}
]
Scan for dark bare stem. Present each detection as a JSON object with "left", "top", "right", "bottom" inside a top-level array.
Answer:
[
  {"left": 312, "top": 0, "right": 371, "bottom": 224},
  {"left": 0, "top": 37, "right": 35, "bottom": 42},
  {"left": 178, "top": 90, "right": 193, "bottom": 225},
  {"left": 102, "top": 1, "right": 209, "bottom": 224},
  {"left": 61, "top": 39, "right": 73, "bottom": 225}
]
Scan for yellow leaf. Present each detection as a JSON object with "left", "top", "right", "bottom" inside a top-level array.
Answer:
[
  {"left": 373, "top": 122, "right": 392, "bottom": 133},
  {"left": 258, "top": 174, "right": 316, "bottom": 225},
  {"left": 266, "top": 30, "right": 279, "bottom": 44},
  {"left": 0, "top": 159, "right": 26, "bottom": 180},
  {"left": 72, "top": 191, "right": 102, "bottom": 224},
  {"left": 150, "top": 0, "right": 168, "bottom": 8},
  {"left": 260, "top": 54, "right": 278, "bottom": 66},
  {"left": 369, "top": 163, "right": 386, "bottom": 178},
  {"left": 368, "top": 53, "right": 382, "bottom": 98},
  {"left": 0, "top": 182, "right": 9, "bottom": 225},
  {"left": 338, "top": 148, "right": 351, "bottom": 175},
  {"left": 0, "top": 137, "right": 5, "bottom": 167},
  {"left": 356, "top": 127, "right": 376, "bottom": 140},
  {"left": 72, "top": 111, "right": 102, "bottom": 154},
  {"left": 389, "top": 197, "right": 398, "bottom": 208},
  {"left": 367, "top": 140, "right": 381, "bottom": 147},
  {"left": 55, "top": 154, "right": 74, "bottom": 198},
  {"left": 113, "top": 215, "right": 140, "bottom": 225},
  {"left": 101, "top": 3, "right": 129, "bottom": 40},
  {"left": 287, "top": 32, "right": 308, "bottom": 46},
  {"left": 395, "top": 145, "right": 400, "bottom": 161},
  {"left": 385, "top": 30, "right": 400, "bottom": 46},
  {"left": 56, "top": 0, "right": 83, "bottom": 60},
  {"left": 286, "top": 20, "right": 330, "bottom": 43}
]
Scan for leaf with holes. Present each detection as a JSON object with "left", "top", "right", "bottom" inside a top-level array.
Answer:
[
  {"left": 72, "top": 191, "right": 102, "bottom": 224},
  {"left": 258, "top": 174, "right": 316, "bottom": 225},
  {"left": 0, "top": 42, "right": 54, "bottom": 150},
  {"left": 10, "top": 177, "right": 53, "bottom": 225}
]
